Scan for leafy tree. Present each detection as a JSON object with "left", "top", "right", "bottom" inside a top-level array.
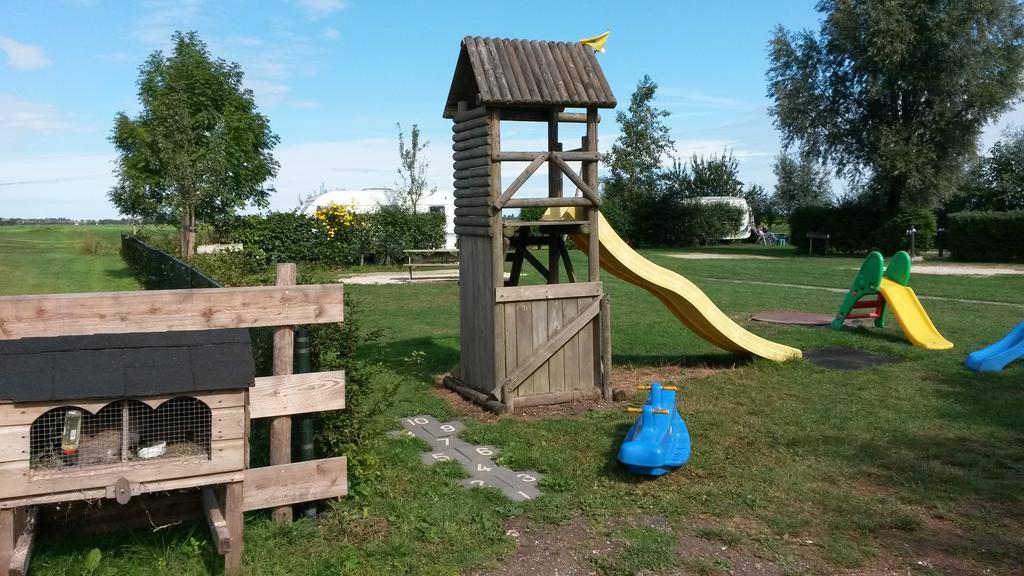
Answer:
[
  {"left": 390, "top": 123, "right": 436, "bottom": 212},
  {"left": 110, "top": 31, "right": 279, "bottom": 257},
  {"left": 742, "top": 183, "right": 778, "bottom": 228},
  {"left": 772, "top": 153, "right": 831, "bottom": 216},
  {"left": 686, "top": 150, "right": 744, "bottom": 197},
  {"left": 768, "top": 0, "right": 1024, "bottom": 213},
  {"left": 658, "top": 159, "right": 690, "bottom": 197},
  {"left": 603, "top": 75, "right": 674, "bottom": 200},
  {"left": 977, "top": 127, "right": 1024, "bottom": 210}
]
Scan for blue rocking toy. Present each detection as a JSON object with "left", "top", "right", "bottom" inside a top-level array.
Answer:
[{"left": 618, "top": 382, "right": 691, "bottom": 476}]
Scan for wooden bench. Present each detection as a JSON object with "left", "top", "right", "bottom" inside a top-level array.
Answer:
[
  {"left": 404, "top": 249, "right": 459, "bottom": 279},
  {"left": 806, "top": 232, "right": 830, "bottom": 256}
]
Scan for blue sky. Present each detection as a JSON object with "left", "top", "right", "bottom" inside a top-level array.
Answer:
[{"left": 1, "top": 0, "right": 1020, "bottom": 218}]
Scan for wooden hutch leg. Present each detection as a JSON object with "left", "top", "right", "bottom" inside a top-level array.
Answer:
[
  {"left": 0, "top": 508, "right": 13, "bottom": 576},
  {"left": 223, "top": 482, "right": 244, "bottom": 576}
]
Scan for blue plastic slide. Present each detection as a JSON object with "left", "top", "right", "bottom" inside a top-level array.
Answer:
[
  {"left": 965, "top": 321, "right": 1024, "bottom": 372},
  {"left": 618, "top": 382, "right": 691, "bottom": 476}
]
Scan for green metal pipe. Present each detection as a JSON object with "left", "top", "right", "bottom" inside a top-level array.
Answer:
[{"left": 294, "top": 329, "right": 317, "bottom": 519}]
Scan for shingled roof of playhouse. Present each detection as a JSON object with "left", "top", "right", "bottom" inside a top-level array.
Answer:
[
  {"left": 0, "top": 329, "right": 255, "bottom": 403},
  {"left": 443, "top": 36, "right": 617, "bottom": 118}
]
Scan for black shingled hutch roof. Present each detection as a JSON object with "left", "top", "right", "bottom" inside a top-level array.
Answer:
[
  {"left": 0, "top": 329, "right": 255, "bottom": 403},
  {"left": 443, "top": 36, "right": 617, "bottom": 118}
]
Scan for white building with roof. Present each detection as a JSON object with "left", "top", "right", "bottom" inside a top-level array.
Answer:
[{"left": 300, "top": 187, "right": 457, "bottom": 249}]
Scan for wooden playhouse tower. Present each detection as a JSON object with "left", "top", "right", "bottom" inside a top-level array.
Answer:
[{"left": 442, "top": 36, "right": 617, "bottom": 412}]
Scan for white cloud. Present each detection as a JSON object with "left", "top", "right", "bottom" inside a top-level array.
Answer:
[
  {"left": 0, "top": 94, "right": 86, "bottom": 137},
  {"left": 659, "top": 87, "right": 751, "bottom": 110},
  {"left": 673, "top": 139, "right": 772, "bottom": 162},
  {"left": 246, "top": 80, "right": 291, "bottom": 107},
  {"left": 0, "top": 152, "right": 117, "bottom": 219},
  {"left": 96, "top": 51, "right": 133, "bottom": 63},
  {"left": 134, "top": 0, "right": 202, "bottom": 46},
  {"left": 299, "top": 0, "right": 347, "bottom": 20},
  {"left": 322, "top": 27, "right": 340, "bottom": 41},
  {"left": 218, "top": 33, "right": 324, "bottom": 109},
  {"left": 0, "top": 37, "right": 51, "bottom": 70}
]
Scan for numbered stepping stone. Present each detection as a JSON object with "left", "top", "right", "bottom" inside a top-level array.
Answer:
[
  {"left": 457, "top": 476, "right": 541, "bottom": 502},
  {"left": 454, "top": 443, "right": 500, "bottom": 464},
  {"left": 491, "top": 467, "right": 543, "bottom": 491},
  {"left": 425, "top": 434, "right": 470, "bottom": 451},
  {"left": 398, "top": 414, "right": 466, "bottom": 439},
  {"left": 391, "top": 415, "right": 544, "bottom": 502},
  {"left": 420, "top": 449, "right": 471, "bottom": 466}
]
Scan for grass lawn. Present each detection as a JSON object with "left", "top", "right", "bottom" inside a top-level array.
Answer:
[
  {"left": 24, "top": 244, "right": 1024, "bottom": 575},
  {"left": 0, "top": 225, "right": 140, "bottom": 295}
]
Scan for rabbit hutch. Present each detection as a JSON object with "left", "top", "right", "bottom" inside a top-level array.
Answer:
[
  {"left": 441, "top": 36, "right": 617, "bottom": 412},
  {"left": 0, "top": 273, "right": 347, "bottom": 576}
]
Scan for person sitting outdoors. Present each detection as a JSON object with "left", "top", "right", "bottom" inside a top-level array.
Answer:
[{"left": 759, "top": 225, "right": 780, "bottom": 245}]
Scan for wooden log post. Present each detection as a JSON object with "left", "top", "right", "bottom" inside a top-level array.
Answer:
[
  {"left": 270, "top": 262, "right": 295, "bottom": 524},
  {"left": 223, "top": 481, "right": 244, "bottom": 575},
  {"left": 547, "top": 110, "right": 562, "bottom": 285},
  {"left": 201, "top": 487, "right": 231, "bottom": 556},
  {"left": 489, "top": 109, "right": 513, "bottom": 412},
  {"left": 586, "top": 108, "right": 604, "bottom": 395},
  {"left": 584, "top": 108, "right": 600, "bottom": 283}
]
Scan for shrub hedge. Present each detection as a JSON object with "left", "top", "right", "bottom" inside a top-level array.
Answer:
[
  {"left": 214, "top": 208, "right": 445, "bottom": 266},
  {"left": 947, "top": 210, "right": 1024, "bottom": 262},
  {"left": 603, "top": 196, "right": 746, "bottom": 247},
  {"left": 788, "top": 205, "right": 936, "bottom": 255}
]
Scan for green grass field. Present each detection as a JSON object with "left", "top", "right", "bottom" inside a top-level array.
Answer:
[
  {"left": 16, "top": 239, "right": 1024, "bottom": 575},
  {"left": 0, "top": 225, "right": 139, "bottom": 295}
]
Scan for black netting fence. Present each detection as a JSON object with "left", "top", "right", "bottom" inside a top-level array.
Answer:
[{"left": 121, "top": 234, "right": 222, "bottom": 289}]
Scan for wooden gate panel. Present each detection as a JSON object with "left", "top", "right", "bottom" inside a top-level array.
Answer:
[
  {"left": 547, "top": 299, "right": 565, "bottom": 395},
  {"left": 578, "top": 303, "right": 596, "bottom": 390},
  {"left": 515, "top": 301, "right": 534, "bottom": 397},
  {"left": 531, "top": 299, "right": 550, "bottom": 395},
  {"left": 562, "top": 297, "right": 580, "bottom": 393},
  {"left": 497, "top": 289, "right": 602, "bottom": 402}
]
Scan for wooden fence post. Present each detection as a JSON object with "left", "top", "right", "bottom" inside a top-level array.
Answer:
[
  {"left": 223, "top": 482, "right": 244, "bottom": 575},
  {"left": 600, "top": 295, "right": 612, "bottom": 400},
  {"left": 270, "top": 263, "right": 296, "bottom": 524}
]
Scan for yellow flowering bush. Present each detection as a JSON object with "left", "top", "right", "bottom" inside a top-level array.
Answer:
[{"left": 313, "top": 201, "right": 356, "bottom": 240}]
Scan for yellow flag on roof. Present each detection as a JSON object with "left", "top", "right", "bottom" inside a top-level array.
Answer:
[{"left": 580, "top": 31, "right": 609, "bottom": 53}]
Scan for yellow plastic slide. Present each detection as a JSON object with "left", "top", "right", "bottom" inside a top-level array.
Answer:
[
  {"left": 877, "top": 278, "right": 954, "bottom": 350},
  {"left": 550, "top": 208, "right": 801, "bottom": 362}
]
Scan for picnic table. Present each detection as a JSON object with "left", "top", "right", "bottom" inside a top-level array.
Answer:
[{"left": 404, "top": 249, "right": 459, "bottom": 279}]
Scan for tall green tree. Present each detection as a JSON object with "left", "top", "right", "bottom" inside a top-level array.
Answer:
[
  {"left": 390, "top": 123, "right": 435, "bottom": 212},
  {"left": 768, "top": 0, "right": 1024, "bottom": 213},
  {"left": 742, "top": 183, "right": 778, "bottom": 228},
  {"left": 601, "top": 75, "right": 674, "bottom": 241},
  {"left": 772, "top": 153, "right": 831, "bottom": 216},
  {"left": 110, "top": 31, "right": 279, "bottom": 257},
  {"left": 603, "top": 74, "right": 674, "bottom": 199},
  {"left": 950, "top": 127, "right": 1024, "bottom": 211},
  {"left": 686, "top": 150, "right": 744, "bottom": 197}
]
